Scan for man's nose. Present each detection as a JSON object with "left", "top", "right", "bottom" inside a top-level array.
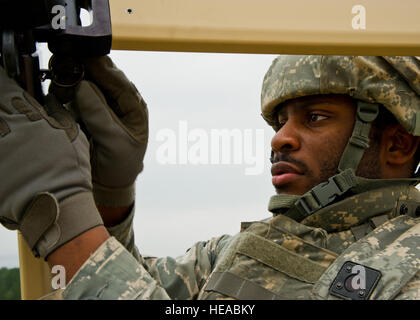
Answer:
[{"left": 271, "top": 120, "right": 301, "bottom": 153}]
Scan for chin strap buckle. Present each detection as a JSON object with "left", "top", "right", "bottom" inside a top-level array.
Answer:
[{"left": 295, "top": 169, "right": 358, "bottom": 218}]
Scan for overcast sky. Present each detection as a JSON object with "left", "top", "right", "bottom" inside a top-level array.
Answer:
[{"left": 0, "top": 48, "right": 279, "bottom": 268}]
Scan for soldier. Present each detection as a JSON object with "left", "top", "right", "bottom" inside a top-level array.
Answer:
[{"left": 0, "top": 55, "right": 419, "bottom": 300}]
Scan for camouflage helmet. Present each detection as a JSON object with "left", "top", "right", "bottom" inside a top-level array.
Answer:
[{"left": 261, "top": 55, "right": 420, "bottom": 135}]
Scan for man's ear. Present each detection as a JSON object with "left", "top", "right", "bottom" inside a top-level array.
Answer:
[{"left": 382, "top": 125, "right": 420, "bottom": 166}]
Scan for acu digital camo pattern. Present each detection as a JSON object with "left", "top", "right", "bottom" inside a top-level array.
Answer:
[
  {"left": 198, "top": 182, "right": 420, "bottom": 300},
  {"left": 313, "top": 215, "right": 420, "bottom": 300},
  {"left": 60, "top": 207, "right": 231, "bottom": 300},
  {"left": 261, "top": 56, "right": 420, "bottom": 135},
  {"left": 58, "top": 182, "right": 420, "bottom": 300}
]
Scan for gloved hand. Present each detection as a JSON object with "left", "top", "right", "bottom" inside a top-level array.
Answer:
[
  {"left": 0, "top": 66, "right": 103, "bottom": 259},
  {"left": 51, "top": 56, "right": 149, "bottom": 207}
]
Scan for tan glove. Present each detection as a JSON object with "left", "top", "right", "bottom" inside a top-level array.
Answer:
[
  {"left": 0, "top": 66, "right": 103, "bottom": 258},
  {"left": 52, "top": 56, "right": 149, "bottom": 207}
]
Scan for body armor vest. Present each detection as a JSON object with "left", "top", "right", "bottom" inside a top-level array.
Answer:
[{"left": 198, "top": 183, "right": 420, "bottom": 300}]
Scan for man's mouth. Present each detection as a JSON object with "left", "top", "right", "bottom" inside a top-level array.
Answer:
[{"left": 271, "top": 161, "right": 303, "bottom": 187}]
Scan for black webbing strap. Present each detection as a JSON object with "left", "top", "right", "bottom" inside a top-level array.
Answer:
[{"left": 204, "top": 271, "right": 282, "bottom": 300}]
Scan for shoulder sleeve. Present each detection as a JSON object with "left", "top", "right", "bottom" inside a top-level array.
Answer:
[
  {"left": 62, "top": 237, "right": 170, "bottom": 299},
  {"left": 394, "top": 270, "right": 420, "bottom": 300},
  {"left": 61, "top": 233, "right": 232, "bottom": 300},
  {"left": 142, "top": 234, "right": 231, "bottom": 299}
]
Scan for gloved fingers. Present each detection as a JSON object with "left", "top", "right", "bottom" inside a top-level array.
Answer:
[
  {"left": 44, "top": 94, "right": 80, "bottom": 142},
  {"left": 0, "top": 66, "right": 32, "bottom": 115},
  {"left": 0, "top": 67, "right": 48, "bottom": 121},
  {"left": 74, "top": 80, "right": 147, "bottom": 145},
  {"left": 0, "top": 116, "right": 11, "bottom": 137},
  {"left": 0, "top": 66, "right": 48, "bottom": 119},
  {"left": 80, "top": 56, "right": 149, "bottom": 127},
  {"left": 0, "top": 64, "right": 21, "bottom": 91},
  {"left": 81, "top": 56, "right": 132, "bottom": 103}
]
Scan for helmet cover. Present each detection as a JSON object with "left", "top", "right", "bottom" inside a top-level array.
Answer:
[{"left": 261, "top": 55, "right": 420, "bottom": 135}]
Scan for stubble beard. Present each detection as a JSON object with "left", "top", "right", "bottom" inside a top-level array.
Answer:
[{"left": 273, "top": 137, "right": 382, "bottom": 195}]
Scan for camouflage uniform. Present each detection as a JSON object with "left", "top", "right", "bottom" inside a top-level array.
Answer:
[{"left": 57, "top": 56, "right": 420, "bottom": 300}]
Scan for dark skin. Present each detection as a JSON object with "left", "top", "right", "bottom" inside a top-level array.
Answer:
[
  {"left": 97, "top": 205, "right": 133, "bottom": 228},
  {"left": 48, "top": 94, "right": 420, "bottom": 283}
]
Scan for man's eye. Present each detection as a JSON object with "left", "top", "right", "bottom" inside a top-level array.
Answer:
[{"left": 309, "top": 114, "right": 328, "bottom": 123}]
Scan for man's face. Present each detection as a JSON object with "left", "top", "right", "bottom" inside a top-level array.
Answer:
[{"left": 271, "top": 94, "right": 358, "bottom": 195}]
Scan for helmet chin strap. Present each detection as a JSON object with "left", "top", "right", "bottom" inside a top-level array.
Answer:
[{"left": 337, "top": 101, "right": 380, "bottom": 172}]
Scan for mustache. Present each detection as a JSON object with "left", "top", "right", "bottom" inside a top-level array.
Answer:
[{"left": 270, "top": 151, "right": 309, "bottom": 173}]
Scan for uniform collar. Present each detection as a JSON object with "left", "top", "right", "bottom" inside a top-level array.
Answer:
[{"left": 268, "top": 178, "right": 420, "bottom": 233}]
